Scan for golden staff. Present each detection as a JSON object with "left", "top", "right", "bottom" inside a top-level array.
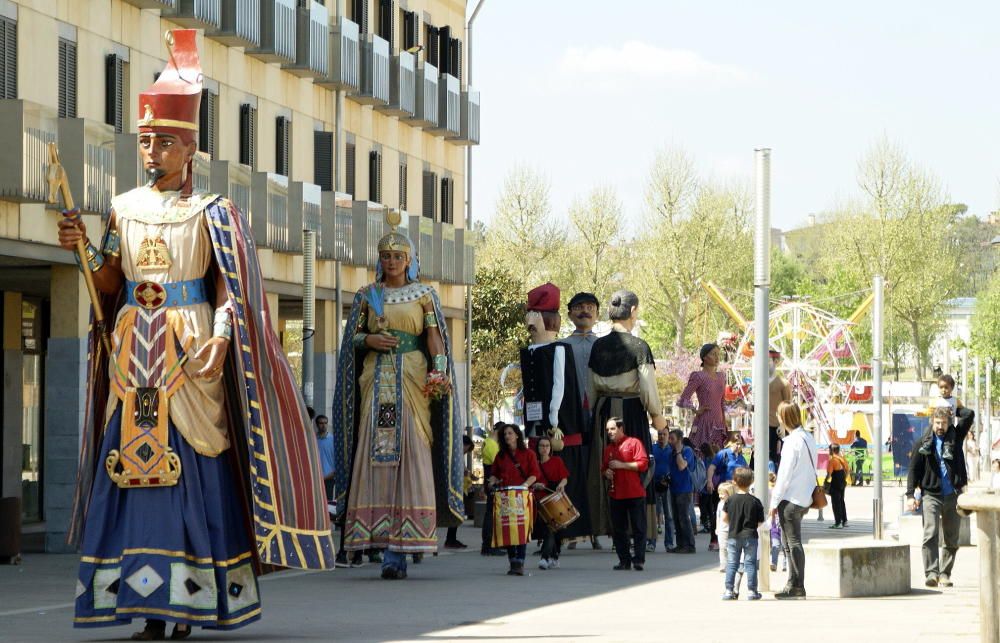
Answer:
[{"left": 46, "top": 143, "right": 113, "bottom": 355}]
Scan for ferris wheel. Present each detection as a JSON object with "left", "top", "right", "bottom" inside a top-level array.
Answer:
[{"left": 703, "top": 283, "right": 874, "bottom": 447}]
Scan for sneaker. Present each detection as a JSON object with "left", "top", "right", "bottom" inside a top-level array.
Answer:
[
  {"left": 722, "top": 590, "right": 737, "bottom": 600},
  {"left": 549, "top": 559, "right": 560, "bottom": 569},
  {"left": 538, "top": 558, "right": 550, "bottom": 570},
  {"left": 443, "top": 540, "right": 468, "bottom": 549},
  {"left": 939, "top": 575, "right": 953, "bottom": 587},
  {"left": 925, "top": 576, "right": 939, "bottom": 588},
  {"left": 334, "top": 552, "right": 350, "bottom": 569},
  {"left": 770, "top": 564, "right": 777, "bottom": 572},
  {"left": 613, "top": 562, "right": 632, "bottom": 571},
  {"left": 774, "top": 587, "right": 807, "bottom": 600},
  {"left": 646, "top": 542, "right": 656, "bottom": 552},
  {"left": 567, "top": 541, "right": 578, "bottom": 550},
  {"left": 828, "top": 524, "right": 842, "bottom": 529},
  {"left": 747, "top": 591, "right": 763, "bottom": 601},
  {"left": 349, "top": 553, "right": 365, "bottom": 568},
  {"left": 633, "top": 563, "right": 644, "bottom": 571}
]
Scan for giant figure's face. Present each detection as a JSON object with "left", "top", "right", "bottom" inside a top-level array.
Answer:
[{"left": 139, "top": 133, "right": 196, "bottom": 189}]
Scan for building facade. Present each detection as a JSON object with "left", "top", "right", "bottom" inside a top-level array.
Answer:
[{"left": 0, "top": 0, "right": 479, "bottom": 551}]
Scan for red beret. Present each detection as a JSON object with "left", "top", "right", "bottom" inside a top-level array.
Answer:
[{"left": 527, "top": 283, "right": 560, "bottom": 312}]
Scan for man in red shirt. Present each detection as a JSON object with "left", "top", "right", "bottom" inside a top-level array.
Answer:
[{"left": 602, "top": 417, "right": 650, "bottom": 571}]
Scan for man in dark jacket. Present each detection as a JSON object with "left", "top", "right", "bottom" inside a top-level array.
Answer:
[{"left": 905, "top": 406, "right": 974, "bottom": 588}]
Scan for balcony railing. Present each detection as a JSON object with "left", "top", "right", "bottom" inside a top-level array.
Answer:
[
  {"left": 456, "top": 228, "right": 476, "bottom": 285},
  {"left": 407, "top": 214, "right": 435, "bottom": 280},
  {"left": 165, "top": 0, "right": 222, "bottom": 30},
  {"left": 282, "top": 0, "right": 328, "bottom": 79},
  {"left": 379, "top": 50, "right": 415, "bottom": 117},
  {"left": 209, "top": 0, "right": 261, "bottom": 49},
  {"left": 192, "top": 152, "right": 212, "bottom": 193},
  {"left": 121, "top": 0, "right": 177, "bottom": 9},
  {"left": 246, "top": 0, "right": 296, "bottom": 65},
  {"left": 317, "top": 17, "right": 359, "bottom": 91},
  {"left": 0, "top": 100, "right": 58, "bottom": 203},
  {"left": 287, "top": 181, "right": 320, "bottom": 254},
  {"left": 56, "top": 118, "right": 115, "bottom": 215},
  {"left": 353, "top": 34, "right": 389, "bottom": 106},
  {"left": 210, "top": 160, "right": 252, "bottom": 218},
  {"left": 448, "top": 90, "right": 480, "bottom": 146},
  {"left": 404, "top": 62, "right": 437, "bottom": 128},
  {"left": 248, "top": 172, "right": 288, "bottom": 250},
  {"left": 437, "top": 222, "right": 457, "bottom": 283},
  {"left": 351, "top": 201, "right": 387, "bottom": 269},
  {"left": 428, "top": 73, "right": 459, "bottom": 137},
  {"left": 318, "top": 192, "right": 353, "bottom": 262}
]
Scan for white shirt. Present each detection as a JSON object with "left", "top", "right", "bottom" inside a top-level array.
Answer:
[
  {"left": 528, "top": 342, "right": 565, "bottom": 428},
  {"left": 770, "top": 428, "right": 819, "bottom": 511}
]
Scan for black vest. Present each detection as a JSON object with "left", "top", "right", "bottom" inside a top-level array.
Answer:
[{"left": 519, "top": 341, "right": 585, "bottom": 438}]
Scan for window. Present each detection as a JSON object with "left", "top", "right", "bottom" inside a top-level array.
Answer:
[
  {"left": 351, "top": 0, "right": 368, "bottom": 34},
  {"left": 422, "top": 170, "right": 437, "bottom": 219},
  {"left": 276, "top": 115, "right": 291, "bottom": 177},
  {"left": 398, "top": 160, "right": 407, "bottom": 210},
  {"left": 424, "top": 23, "right": 438, "bottom": 67},
  {"left": 239, "top": 103, "right": 257, "bottom": 169},
  {"left": 376, "top": 0, "right": 393, "bottom": 52},
  {"left": 450, "top": 37, "right": 462, "bottom": 81},
  {"left": 345, "top": 141, "right": 356, "bottom": 198},
  {"left": 402, "top": 10, "right": 418, "bottom": 52},
  {"left": 198, "top": 89, "right": 218, "bottom": 159},
  {"left": 440, "top": 176, "right": 454, "bottom": 224},
  {"left": 58, "top": 38, "right": 77, "bottom": 118},
  {"left": 368, "top": 149, "right": 382, "bottom": 203},
  {"left": 0, "top": 15, "right": 15, "bottom": 100},
  {"left": 105, "top": 54, "right": 129, "bottom": 133},
  {"left": 314, "top": 131, "right": 333, "bottom": 192},
  {"left": 439, "top": 26, "right": 450, "bottom": 74}
]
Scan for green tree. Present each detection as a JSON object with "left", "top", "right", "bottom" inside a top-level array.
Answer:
[{"left": 470, "top": 264, "right": 526, "bottom": 425}]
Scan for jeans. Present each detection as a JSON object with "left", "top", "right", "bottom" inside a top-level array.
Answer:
[
  {"left": 725, "top": 535, "right": 758, "bottom": 592},
  {"left": 541, "top": 530, "right": 562, "bottom": 560},
  {"left": 610, "top": 497, "right": 646, "bottom": 565},
  {"left": 653, "top": 487, "right": 676, "bottom": 548},
  {"left": 506, "top": 543, "right": 526, "bottom": 564},
  {"left": 671, "top": 492, "right": 695, "bottom": 549},
  {"left": 921, "top": 493, "right": 960, "bottom": 578},
  {"left": 778, "top": 500, "right": 809, "bottom": 590}
]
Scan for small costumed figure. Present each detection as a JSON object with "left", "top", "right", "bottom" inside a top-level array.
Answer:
[
  {"left": 58, "top": 30, "right": 333, "bottom": 641},
  {"left": 518, "top": 283, "right": 590, "bottom": 539},
  {"left": 333, "top": 210, "right": 465, "bottom": 580}
]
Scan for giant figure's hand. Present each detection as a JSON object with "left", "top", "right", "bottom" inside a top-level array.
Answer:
[
  {"left": 57, "top": 216, "right": 87, "bottom": 251},
  {"left": 365, "top": 333, "right": 399, "bottom": 352},
  {"left": 194, "top": 337, "right": 230, "bottom": 379}
]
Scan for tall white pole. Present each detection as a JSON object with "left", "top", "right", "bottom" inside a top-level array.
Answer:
[
  {"left": 872, "top": 275, "right": 884, "bottom": 539},
  {"left": 753, "top": 148, "right": 771, "bottom": 590},
  {"left": 987, "top": 360, "right": 994, "bottom": 470},
  {"left": 975, "top": 356, "right": 982, "bottom": 474}
]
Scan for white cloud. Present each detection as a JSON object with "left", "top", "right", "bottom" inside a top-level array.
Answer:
[{"left": 557, "top": 40, "right": 752, "bottom": 87}]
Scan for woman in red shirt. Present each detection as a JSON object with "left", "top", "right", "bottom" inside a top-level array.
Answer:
[
  {"left": 488, "top": 424, "right": 541, "bottom": 575},
  {"left": 534, "top": 436, "right": 569, "bottom": 570}
]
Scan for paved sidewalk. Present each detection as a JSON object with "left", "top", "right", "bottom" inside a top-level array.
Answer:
[{"left": 0, "top": 486, "right": 984, "bottom": 642}]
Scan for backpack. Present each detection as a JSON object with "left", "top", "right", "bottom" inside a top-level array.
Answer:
[{"left": 689, "top": 450, "right": 707, "bottom": 492}]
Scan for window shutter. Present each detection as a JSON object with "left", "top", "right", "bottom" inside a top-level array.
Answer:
[
  {"left": 345, "top": 141, "right": 356, "bottom": 198},
  {"left": 425, "top": 24, "right": 438, "bottom": 67},
  {"left": 398, "top": 161, "right": 407, "bottom": 210},
  {"left": 422, "top": 170, "right": 436, "bottom": 219},
  {"left": 377, "top": 0, "right": 393, "bottom": 51},
  {"left": 276, "top": 115, "right": 291, "bottom": 177},
  {"left": 352, "top": 0, "right": 368, "bottom": 35},
  {"left": 438, "top": 26, "right": 451, "bottom": 75},
  {"left": 105, "top": 54, "right": 128, "bottom": 133},
  {"left": 367, "top": 149, "right": 382, "bottom": 203},
  {"left": 440, "top": 177, "right": 454, "bottom": 224},
  {"left": 452, "top": 38, "right": 462, "bottom": 83},
  {"left": 199, "top": 90, "right": 218, "bottom": 159},
  {"left": 58, "top": 38, "right": 77, "bottom": 118},
  {"left": 239, "top": 104, "right": 257, "bottom": 169},
  {"left": 402, "top": 10, "right": 416, "bottom": 51},
  {"left": 0, "top": 17, "right": 16, "bottom": 100},
  {"left": 314, "top": 131, "right": 333, "bottom": 191}
]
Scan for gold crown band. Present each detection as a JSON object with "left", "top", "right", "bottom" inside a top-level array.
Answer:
[{"left": 137, "top": 117, "right": 198, "bottom": 131}]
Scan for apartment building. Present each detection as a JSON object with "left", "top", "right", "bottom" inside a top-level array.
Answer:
[{"left": 0, "top": 0, "right": 480, "bottom": 552}]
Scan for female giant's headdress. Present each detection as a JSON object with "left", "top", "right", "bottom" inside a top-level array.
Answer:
[{"left": 376, "top": 209, "right": 419, "bottom": 282}]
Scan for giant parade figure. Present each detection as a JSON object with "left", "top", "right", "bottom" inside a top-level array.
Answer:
[
  {"left": 57, "top": 30, "right": 334, "bottom": 641},
  {"left": 333, "top": 211, "right": 465, "bottom": 580},
  {"left": 518, "top": 284, "right": 590, "bottom": 540}
]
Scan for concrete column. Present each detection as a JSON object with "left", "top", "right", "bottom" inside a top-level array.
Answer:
[
  {"left": 44, "top": 266, "right": 89, "bottom": 552},
  {"left": 266, "top": 292, "right": 280, "bottom": 334},
  {"left": 313, "top": 299, "right": 339, "bottom": 417},
  {"left": 2, "top": 292, "right": 23, "bottom": 499}
]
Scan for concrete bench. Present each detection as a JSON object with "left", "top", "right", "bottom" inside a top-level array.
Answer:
[{"left": 803, "top": 540, "right": 911, "bottom": 597}]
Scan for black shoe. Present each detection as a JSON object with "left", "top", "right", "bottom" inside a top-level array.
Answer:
[
  {"left": 381, "top": 566, "right": 407, "bottom": 580},
  {"left": 170, "top": 624, "right": 192, "bottom": 640},
  {"left": 444, "top": 540, "right": 468, "bottom": 549},
  {"left": 334, "top": 552, "right": 350, "bottom": 568},
  {"left": 774, "top": 587, "right": 807, "bottom": 600},
  {"left": 925, "top": 576, "right": 938, "bottom": 588},
  {"left": 132, "top": 621, "right": 166, "bottom": 641},
  {"left": 613, "top": 562, "right": 632, "bottom": 571},
  {"left": 679, "top": 546, "right": 696, "bottom": 554},
  {"left": 411, "top": 553, "right": 423, "bottom": 564},
  {"left": 507, "top": 562, "right": 525, "bottom": 576},
  {"left": 633, "top": 563, "right": 644, "bottom": 571}
]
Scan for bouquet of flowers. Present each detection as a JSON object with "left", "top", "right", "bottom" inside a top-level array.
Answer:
[{"left": 423, "top": 370, "right": 452, "bottom": 401}]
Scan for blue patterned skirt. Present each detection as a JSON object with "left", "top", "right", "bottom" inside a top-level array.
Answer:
[{"left": 74, "top": 403, "right": 261, "bottom": 630}]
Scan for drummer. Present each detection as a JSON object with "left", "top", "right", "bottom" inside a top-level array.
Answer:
[
  {"left": 534, "top": 436, "right": 570, "bottom": 571},
  {"left": 488, "top": 424, "right": 542, "bottom": 576}
]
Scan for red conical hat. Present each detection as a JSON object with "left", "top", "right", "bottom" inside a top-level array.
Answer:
[{"left": 137, "top": 29, "right": 202, "bottom": 139}]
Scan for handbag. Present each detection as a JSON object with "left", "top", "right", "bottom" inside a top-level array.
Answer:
[{"left": 805, "top": 440, "right": 827, "bottom": 510}]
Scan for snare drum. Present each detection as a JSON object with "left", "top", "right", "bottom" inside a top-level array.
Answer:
[
  {"left": 537, "top": 490, "right": 580, "bottom": 531},
  {"left": 491, "top": 486, "right": 534, "bottom": 548}
]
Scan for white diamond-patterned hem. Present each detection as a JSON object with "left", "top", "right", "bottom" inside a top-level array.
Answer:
[
  {"left": 224, "top": 564, "right": 258, "bottom": 613},
  {"left": 126, "top": 564, "right": 164, "bottom": 598},
  {"left": 75, "top": 579, "right": 87, "bottom": 599},
  {"left": 169, "top": 562, "right": 217, "bottom": 610},
  {"left": 93, "top": 567, "right": 121, "bottom": 610}
]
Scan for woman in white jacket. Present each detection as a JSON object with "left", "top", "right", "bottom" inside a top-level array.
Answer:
[{"left": 769, "top": 402, "right": 818, "bottom": 600}]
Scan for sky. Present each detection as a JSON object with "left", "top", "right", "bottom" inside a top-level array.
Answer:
[{"left": 469, "top": 0, "right": 1000, "bottom": 234}]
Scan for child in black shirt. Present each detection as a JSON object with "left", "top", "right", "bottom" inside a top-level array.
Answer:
[{"left": 722, "top": 467, "right": 765, "bottom": 600}]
